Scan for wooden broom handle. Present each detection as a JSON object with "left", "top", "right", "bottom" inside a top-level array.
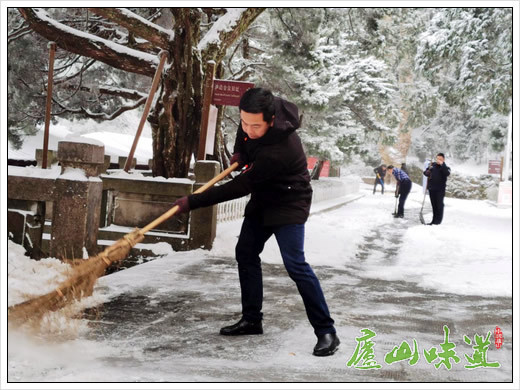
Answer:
[{"left": 139, "top": 162, "right": 239, "bottom": 234}]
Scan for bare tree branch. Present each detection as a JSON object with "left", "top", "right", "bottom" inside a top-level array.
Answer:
[
  {"left": 18, "top": 8, "right": 158, "bottom": 77},
  {"left": 88, "top": 8, "right": 174, "bottom": 49},
  {"left": 59, "top": 84, "right": 147, "bottom": 100},
  {"left": 54, "top": 58, "right": 97, "bottom": 85},
  {"left": 53, "top": 96, "right": 146, "bottom": 120}
]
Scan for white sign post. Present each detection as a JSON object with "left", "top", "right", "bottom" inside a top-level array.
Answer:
[{"left": 205, "top": 105, "right": 218, "bottom": 157}]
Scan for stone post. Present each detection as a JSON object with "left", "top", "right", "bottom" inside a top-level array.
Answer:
[
  {"left": 190, "top": 161, "right": 220, "bottom": 250},
  {"left": 35, "top": 149, "right": 58, "bottom": 168},
  {"left": 50, "top": 141, "right": 104, "bottom": 259},
  {"left": 118, "top": 156, "right": 136, "bottom": 170}
]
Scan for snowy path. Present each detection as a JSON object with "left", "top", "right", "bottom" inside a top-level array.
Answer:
[{"left": 7, "top": 182, "right": 512, "bottom": 383}]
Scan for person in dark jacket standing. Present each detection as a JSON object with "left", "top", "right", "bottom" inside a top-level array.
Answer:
[
  {"left": 373, "top": 164, "right": 387, "bottom": 194},
  {"left": 172, "top": 88, "right": 339, "bottom": 356},
  {"left": 423, "top": 153, "right": 451, "bottom": 225},
  {"left": 387, "top": 165, "right": 412, "bottom": 218}
]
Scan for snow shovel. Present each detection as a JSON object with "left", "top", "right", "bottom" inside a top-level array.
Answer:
[
  {"left": 419, "top": 190, "right": 428, "bottom": 224},
  {"left": 392, "top": 182, "right": 399, "bottom": 215},
  {"left": 419, "top": 163, "right": 433, "bottom": 224},
  {"left": 8, "top": 162, "right": 239, "bottom": 324}
]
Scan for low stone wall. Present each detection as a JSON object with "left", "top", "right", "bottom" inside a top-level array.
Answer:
[
  {"left": 8, "top": 140, "right": 222, "bottom": 260},
  {"left": 9, "top": 141, "right": 105, "bottom": 259},
  {"left": 99, "top": 161, "right": 219, "bottom": 251}
]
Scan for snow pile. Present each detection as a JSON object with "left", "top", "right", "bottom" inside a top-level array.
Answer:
[
  {"left": 7, "top": 241, "right": 72, "bottom": 307},
  {"left": 7, "top": 241, "right": 105, "bottom": 336}
]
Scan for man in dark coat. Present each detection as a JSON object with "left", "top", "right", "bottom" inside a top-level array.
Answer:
[
  {"left": 172, "top": 88, "right": 339, "bottom": 356},
  {"left": 373, "top": 164, "right": 387, "bottom": 194},
  {"left": 423, "top": 153, "right": 451, "bottom": 225}
]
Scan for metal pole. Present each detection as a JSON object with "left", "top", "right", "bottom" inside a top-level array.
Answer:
[
  {"left": 197, "top": 61, "right": 216, "bottom": 161},
  {"left": 42, "top": 42, "right": 56, "bottom": 169},
  {"left": 124, "top": 50, "right": 168, "bottom": 172}
]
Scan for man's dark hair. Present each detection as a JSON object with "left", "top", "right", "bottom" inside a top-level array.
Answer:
[
  {"left": 387, "top": 165, "right": 394, "bottom": 170},
  {"left": 381, "top": 164, "right": 387, "bottom": 168},
  {"left": 437, "top": 153, "right": 445, "bottom": 158},
  {"left": 239, "top": 88, "right": 275, "bottom": 122}
]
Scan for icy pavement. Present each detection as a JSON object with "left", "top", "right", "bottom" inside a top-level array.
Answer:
[{"left": 6, "top": 182, "right": 514, "bottom": 384}]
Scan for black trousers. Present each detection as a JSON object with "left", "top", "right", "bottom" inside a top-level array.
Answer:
[
  {"left": 429, "top": 189, "right": 446, "bottom": 224},
  {"left": 397, "top": 180, "right": 412, "bottom": 216},
  {"left": 235, "top": 217, "right": 336, "bottom": 336}
]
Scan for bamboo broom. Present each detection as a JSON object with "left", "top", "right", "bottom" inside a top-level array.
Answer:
[{"left": 8, "top": 162, "right": 239, "bottom": 324}]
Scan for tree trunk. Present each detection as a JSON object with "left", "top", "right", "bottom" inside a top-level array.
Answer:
[{"left": 151, "top": 10, "right": 203, "bottom": 178}]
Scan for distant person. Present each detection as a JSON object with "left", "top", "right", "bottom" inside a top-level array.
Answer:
[
  {"left": 423, "top": 153, "right": 451, "bottom": 225},
  {"left": 171, "top": 88, "right": 339, "bottom": 356},
  {"left": 387, "top": 165, "right": 412, "bottom": 218},
  {"left": 373, "top": 164, "right": 387, "bottom": 194},
  {"left": 400, "top": 162, "right": 409, "bottom": 175}
]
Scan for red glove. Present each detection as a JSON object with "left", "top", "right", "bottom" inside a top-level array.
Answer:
[
  {"left": 173, "top": 196, "right": 190, "bottom": 214},
  {"left": 230, "top": 153, "right": 245, "bottom": 169}
]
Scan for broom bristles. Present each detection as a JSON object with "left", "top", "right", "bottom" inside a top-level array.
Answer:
[{"left": 8, "top": 229, "right": 144, "bottom": 325}]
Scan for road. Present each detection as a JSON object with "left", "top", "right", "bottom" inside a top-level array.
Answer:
[{"left": 78, "top": 190, "right": 512, "bottom": 384}]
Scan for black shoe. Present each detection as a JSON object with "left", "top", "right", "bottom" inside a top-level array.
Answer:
[
  {"left": 313, "top": 333, "right": 340, "bottom": 356},
  {"left": 393, "top": 214, "right": 404, "bottom": 218},
  {"left": 219, "top": 318, "right": 263, "bottom": 336}
]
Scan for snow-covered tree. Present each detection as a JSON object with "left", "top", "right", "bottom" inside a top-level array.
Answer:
[
  {"left": 224, "top": 8, "right": 400, "bottom": 174},
  {"left": 414, "top": 8, "right": 512, "bottom": 160},
  {"left": 14, "top": 7, "right": 264, "bottom": 177}
]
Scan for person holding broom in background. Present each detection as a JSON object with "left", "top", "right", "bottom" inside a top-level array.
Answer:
[
  {"left": 373, "top": 164, "right": 387, "bottom": 194},
  {"left": 387, "top": 164, "right": 412, "bottom": 218},
  {"left": 172, "top": 88, "right": 339, "bottom": 357}
]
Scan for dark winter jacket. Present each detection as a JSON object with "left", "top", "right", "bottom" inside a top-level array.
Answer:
[
  {"left": 424, "top": 162, "right": 451, "bottom": 191},
  {"left": 188, "top": 97, "right": 312, "bottom": 226},
  {"left": 374, "top": 165, "right": 387, "bottom": 179}
]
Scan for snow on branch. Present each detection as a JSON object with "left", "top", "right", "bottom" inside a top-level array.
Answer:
[
  {"left": 88, "top": 8, "right": 174, "bottom": 49},
  {"left": 18, "top": 8, "right": 159, "bottom": 77},
  {"left": 53, "top": 96, "right": 147, "bottom": 121},
  {"left": 198, "top": 8, "right": 264, "bottom": 62},
  {"left": 59, "top": 84, "right": 148, "bottom": 101}
]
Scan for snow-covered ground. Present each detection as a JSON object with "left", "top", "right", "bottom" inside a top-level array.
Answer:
[
  {"left": 7, "top": 110, "right": 153, "bottom": 164},
  {"left": 4, "top": 180, "right": 515, "bottom": 385}
]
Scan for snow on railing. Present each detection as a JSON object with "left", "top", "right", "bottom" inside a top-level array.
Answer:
[{"left": 216, "top": 178, "right": 356, "bottom": 222}]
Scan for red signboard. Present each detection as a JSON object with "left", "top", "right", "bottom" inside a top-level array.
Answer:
[
  {"left": 488, "top": 160, "right": 502, "bottom": 174},
  {"left": 321, "top": 161, "right": 330, "bottom": 177},
  {"left": 307, "top": 157, "right": 330, "bottom": 177},
  {"left": 212, "top": 79, "right": 255, "bottom": 106}
]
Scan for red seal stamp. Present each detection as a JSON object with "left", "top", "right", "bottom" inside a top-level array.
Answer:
[{"left": 494, "top": 326, "right": 503, "bottom": 349}]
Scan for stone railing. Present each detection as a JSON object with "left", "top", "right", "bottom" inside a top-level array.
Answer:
[
  {"left": 8, "top": 140, "right": 221, "bottom": 259},
  {"left": 8, "top": 140, "right": 105, "bottom": 259},
  {"left": 99, "top": 161, "right": 219, "bottom": 252}
]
